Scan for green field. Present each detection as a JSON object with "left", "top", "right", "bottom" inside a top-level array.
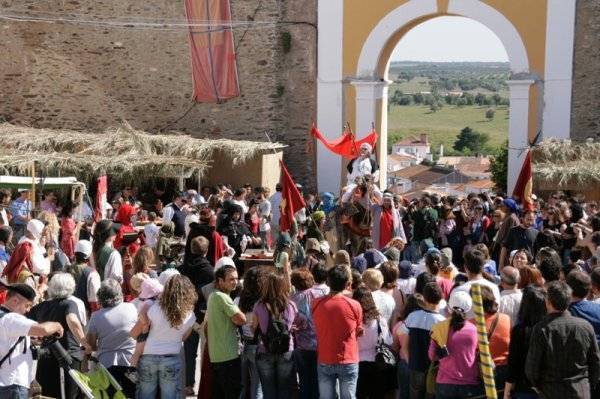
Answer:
[
  {"left": 387, "top": 104, "right": 508, "bottom": 155},
  {"left": 390, "top": 81, "right": 510, "bottom": 98}
]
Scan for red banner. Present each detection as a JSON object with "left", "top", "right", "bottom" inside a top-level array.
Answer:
[
  {"left": 95, "top": 175, "right": 107, "bottom": 222},
  {"left": 310, "top": 126, "right": 378, "bottom": 159},
  {"left": 279, "top": 160, "right": 306, "bottom": 232},
  {"left": 512, "top": 149, "right": 534, "bottom": 211},
  {"left": 185, "top": 0, "right": 240, "bottom": 103}
]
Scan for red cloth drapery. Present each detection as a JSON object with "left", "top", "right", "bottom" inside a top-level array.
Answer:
[
  {"left": 512, "top": 149, "right": 534, "bottom": 211},
  {"left": 279, "top": 160, "right": 306, "bottom": 232},
  {"left": 185, "top": 0, "right": 240, "bottom": 103},
  {"left": 310, "top": 126, "right": 378, "bottom": 159}
]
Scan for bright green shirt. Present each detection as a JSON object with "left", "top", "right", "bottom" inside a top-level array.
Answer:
[{"left": 207, "top": 290, "right": 241, "bottom": 363}]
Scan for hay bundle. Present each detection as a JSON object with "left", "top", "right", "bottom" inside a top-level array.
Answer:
[
  {"left": 533, "top": 139, "right": 600, "bottom": 186},
  {"left": 0, "top": 123, "right": 284, "bottom": 180}
]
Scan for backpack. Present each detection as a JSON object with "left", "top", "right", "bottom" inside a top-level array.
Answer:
[{"left": 259, "top": 305, "right": 291, "bottom": 355}]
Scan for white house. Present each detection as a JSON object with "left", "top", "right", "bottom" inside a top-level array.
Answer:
[
  {"left": 391, "top": 133, "right": 433, "bottom": 164},
  {"left": 387, "top": 152, "right": 418, "bottom": 172}
]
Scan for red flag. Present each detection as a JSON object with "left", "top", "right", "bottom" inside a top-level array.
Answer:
[
  {"left": 95, "top": 175, "right": 107, "bottom": 222},
  {"left": 512, "top": 149, "right": 534, "bottom": 211},
  {"left": 279, "top": 160, "right": 306, "bottom": 232},
  {"left": 185, "top": 0, "right": 240, "bottom": 103},
  {"left": 310, "top": 125, "right": 378, "bottom": 159}
]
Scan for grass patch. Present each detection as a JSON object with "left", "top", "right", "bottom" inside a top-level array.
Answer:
[{"left": 387, "top": 104, "right": 508, "bottom": 155}]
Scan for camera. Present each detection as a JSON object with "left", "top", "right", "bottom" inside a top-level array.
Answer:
[{"left": 31, "top": 335, "right": 73, "bottom": 369}]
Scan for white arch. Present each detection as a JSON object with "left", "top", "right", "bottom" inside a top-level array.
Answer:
[{"left": 356, "top": 0, "right": 530, "bottom": 78}]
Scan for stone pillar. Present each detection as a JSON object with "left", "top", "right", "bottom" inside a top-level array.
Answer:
[
  {"left": 351, "top": 79, "right": 391, "bottom": 188},
  {"left": 507, "top": 79, "right": 535, "bottom": 195},
  {"left": 316, "top": 0, "right": 344, "bottom": 194}
]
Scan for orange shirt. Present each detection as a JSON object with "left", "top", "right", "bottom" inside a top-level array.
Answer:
[{"left": 485, "top": 312, "right": 511, "bottom": 366}]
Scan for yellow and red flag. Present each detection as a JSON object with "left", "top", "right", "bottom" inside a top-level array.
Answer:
[
  {"left": 512, "top": 149, "right": 534, "bottom": 211},
  {"left": 279, "top": 160, "right": 305, "bottom": 232}
]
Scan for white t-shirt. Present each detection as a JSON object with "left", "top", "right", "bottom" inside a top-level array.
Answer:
[
  {"left": 358, "top": 316, "right": 392, "bottom": 362},
  {"left": 144, "top": 223, "right": 160, "bottom": 248},
  {"left": 143, "top": 303, "right": 196, "bottom": 355},
  {"left": 68, "top": 295, "right": 87, "bottom": 327},
  {"left": 0, "top": 312, "right": 36, "bottom": 388},
  {"left": 372, "top": 290, "right": 396, "bottom": 323},
  {"left": 452, "top": 277, "right": 501, "bottom": 318}
]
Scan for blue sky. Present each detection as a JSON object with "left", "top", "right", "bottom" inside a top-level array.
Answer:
[{"left": 391, "top": 16, "right": 509, "bottom": 62}]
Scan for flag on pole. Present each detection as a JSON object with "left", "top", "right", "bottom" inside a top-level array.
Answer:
[
  {"left": 95, "top": 175, "right": 107, "bottom": 222},
  {"left": 512, "top": 149, "right": 534, "bottom": 211},
  {"left": 471, "top": 284, "right": 497, "bottom": 399},
  {"left": 310, "top": 125, "right": 378, "bottom": 159},
  {"left": 279, "top": 160, "right": 305, "bottom": 232}
]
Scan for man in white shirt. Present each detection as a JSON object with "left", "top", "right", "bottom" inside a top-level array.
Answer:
[
  {"left": 0, "top": 284, "right": 63, "bottom": 398},
  {"left": 498, "top": 266, "right": 523, "bottom": 326},
  {"left": 232, "top": 188, "right": 249, "bottom": 215},
  {"left": 346, "top": 142, "right": 380, "bottom": 185},
  {"left": 453, "top": 249, "right": 501, "bottom": 318},
  {"left": 143, "top": 212, "right": 160, "bottom": 248}
]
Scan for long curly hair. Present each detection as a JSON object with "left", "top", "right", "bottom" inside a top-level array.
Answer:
[{"left": 159, "top": 275, "right": 198, "bottom": 328}]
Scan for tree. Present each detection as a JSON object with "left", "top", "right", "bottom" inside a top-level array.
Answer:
[
  {"left": 456, "top": 98, "right": 467, "bottom": 107},
  {"left": 490, "top": 141, "right": 508, "bottom": 193},
  {"left": 429, "top": 102, "right": 440, "bottom": 113},
  {"left": 413, "top": 93, "right": 424, "bottom": 104},
  {"left": 453, "top": 127, "right": 490, "bottom": 153},
  {"left": 475, "top": 92, "right": 486, "bottom": 106},
  {"left": 462, "top": 92, "right": 474, "bottom": 106},
  {"left": 485, "top": 108, "right": 495, "bottom": 120}
]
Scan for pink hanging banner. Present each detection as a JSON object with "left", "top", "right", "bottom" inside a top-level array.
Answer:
[
  {"left": 184, "top": 0, "right": 240, "bottom": 103},
  {"left": 95, "top": 175, "right": 107, "bottom": 222}
]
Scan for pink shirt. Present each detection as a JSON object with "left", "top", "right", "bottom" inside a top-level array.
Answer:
[
  {"left": 428, "top": 321, "right": 480, "bottom": 386},
  {"left": 436, "top": 276, "right": 454, "bottom": 300}
]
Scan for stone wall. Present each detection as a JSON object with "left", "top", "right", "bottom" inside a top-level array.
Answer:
[
  {"left": 0, "top": 0, "right": 317, "bottom": 187},
  {"left": 571, "top": 0, "right": 600, "bottom": 140}
]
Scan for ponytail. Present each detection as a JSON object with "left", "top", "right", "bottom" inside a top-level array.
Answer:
[{"left": 450, "top": 308, "right": 467, "bottom": 331}]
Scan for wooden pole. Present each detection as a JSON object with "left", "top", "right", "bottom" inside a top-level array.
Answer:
[{"left": 30, "top": 162, "right": 36, "bottom": 210}]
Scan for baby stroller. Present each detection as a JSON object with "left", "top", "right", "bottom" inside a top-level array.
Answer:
[{"left": 39, "top": 336, "right": 126, "bottom": 399}]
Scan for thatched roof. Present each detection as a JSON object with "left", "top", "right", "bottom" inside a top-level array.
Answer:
[
  {"left": 533, "top": 138, "right": 600, "bottom": 187},
  {"left": 0, "top": 123, "right": 285, "bottom": 180}
]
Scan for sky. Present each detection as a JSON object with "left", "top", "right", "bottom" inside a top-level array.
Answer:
[{"left": 391, "top": 16, "right": 509, "bottom": 62}]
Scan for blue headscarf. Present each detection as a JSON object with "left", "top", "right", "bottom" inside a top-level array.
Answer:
[
  {"left": 503, "top": 198, "right": 519, "bottom": 214},
  {"left": 321, "top": 192, "right": 336, "bottom": 214}
]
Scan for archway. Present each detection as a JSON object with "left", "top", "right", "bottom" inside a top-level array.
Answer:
[{"left": 316, "top": 0, "right": 577, "bottom": 194}]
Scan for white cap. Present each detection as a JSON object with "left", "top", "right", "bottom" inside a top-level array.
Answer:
[
  {"left": 215, "top": 256, "right": 235, "bottom": 272},
  {"left": 26, "top": 219, "right": 45, "bottom": 240},
  {"left": 360, "top": 142, "right": 373, "bottom": 152},
  {"left": 74, "top": 240, "right": 93, "bottom": 258},
  {"left": 157, "top": 268, "right": 180, "bottom": 286},
  {"left": 448, "top": 290, "right": 473, "bottom": 314}
]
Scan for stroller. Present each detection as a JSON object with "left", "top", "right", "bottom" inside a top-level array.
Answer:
[{"left": 39, "top": 336, "right": 126, "bottom": 399}]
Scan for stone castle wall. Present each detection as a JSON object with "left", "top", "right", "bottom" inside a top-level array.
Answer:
[
  {"left": 571, "top": 0, "right": 600, "bottom": 140},
  {"left": 0, "top": 0, "right": 317, "bottom": 187}
]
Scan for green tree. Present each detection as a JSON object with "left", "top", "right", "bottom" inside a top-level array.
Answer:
[
  {"left": 453, "top": 127, "right": 490, "bottom": 153},
  {"left": 475, "top": 92, "right": 486, "bottom": 106},
  {"left": 490, "top": 141, "right": 508, "bottom": 193},
  {"left": 429, "top": 102, "right": 440, "bottom": 113},
  {"left": 456, "top": 98, "right": 467, "bottom": 107},
  {"left": 413, "top": 93, "right": 424, "bottom": 104},
  {"left": 485, "top": 108, "right": 495, "bottom": 120}
]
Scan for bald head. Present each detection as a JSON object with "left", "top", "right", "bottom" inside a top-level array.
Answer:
[{"left": 501, "top": 266, "right": 520, "bottom": 288}]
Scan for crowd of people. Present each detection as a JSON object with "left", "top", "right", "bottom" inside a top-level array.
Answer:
[{"left": 0, "top": 167, "right": 600, "bottom": 399}]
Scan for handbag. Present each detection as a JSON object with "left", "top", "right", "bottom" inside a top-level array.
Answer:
[{"left": 374, "top": 318, "right": 397, "bottom": 371}]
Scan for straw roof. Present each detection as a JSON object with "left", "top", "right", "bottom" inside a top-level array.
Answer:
[
  {"left": 0, "top": 123, "right": 285, "bottom": 180},
  {"left": 533, "top": 138, "right": 600, "bottom": 187}
]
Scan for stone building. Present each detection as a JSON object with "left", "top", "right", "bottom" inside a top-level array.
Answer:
[{"left": 0, "top": 0, "right": 598, "bottom": 191}]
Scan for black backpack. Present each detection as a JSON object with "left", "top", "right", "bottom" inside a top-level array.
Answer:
[{"left": 259, "top": 306, "right": 291, "bottom": 355}]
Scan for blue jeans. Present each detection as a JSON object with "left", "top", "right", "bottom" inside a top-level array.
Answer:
[
  {"left": 256, "top": 351, "right": 296, "bottom": 399},
  {"left": 317, "top": 363, "right": 359, "bottom": 399},
  {"left": 397, "top": 359, "right": 410, "bottom": 399},
  {"left": 293, "top": 349, "right": 319, "bottom": 399},
  {"left": 436, "top": 383, "right": 484, "bottom": 399},
  {"left": 136, "top": 354, "right": 182, "bottom": 399},
  {"left": 0, "top": 385, "right": 28, "bottom": 399},
  {"left": 241, "top": 344, "right": 263, "bottom": 399}
]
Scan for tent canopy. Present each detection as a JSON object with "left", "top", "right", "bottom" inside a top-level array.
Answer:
[
  {"left": 0, "top": 123, "right": 285, "bottom": 181},
  {"left": 533, "top": 138, "right": 600, "bottom": 187}
]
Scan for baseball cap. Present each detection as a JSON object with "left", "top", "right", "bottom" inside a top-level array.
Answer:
[
  {"left": 74, "top": 240, "right": 93, "bottom": 259},
  {"left": 139, "top": 278, "right": 163, "bottom": 300},
  {"left": 399, "top": 260, "right": 415, "bottom": 279},
  {"left": 448, "top": 290, "right": 473, "bottom": 313}
]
